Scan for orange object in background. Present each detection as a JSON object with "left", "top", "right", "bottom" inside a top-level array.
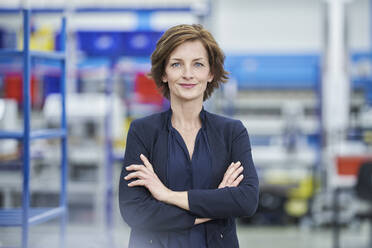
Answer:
[
  {"left": 134, "top": 72, "right": 163, "bottom": 106},
  {"left": 4, "top": 73, "right": 39, "bottom": 107},
  {"left": 336, "top": 156, "right": 372, "bottom": 176}
]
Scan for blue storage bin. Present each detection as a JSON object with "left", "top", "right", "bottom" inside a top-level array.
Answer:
[
  {"left": 225, "top": 54, "right": 321, "bottom": 89},
  {"left": 121, "top": 31, "right": 163, "bottom": 56},
  {"left": 78, "top": 31, "right": 125, "bottom": 57},
  {"left": 77, "top": 31, "right": 163, "bottom": 57}
]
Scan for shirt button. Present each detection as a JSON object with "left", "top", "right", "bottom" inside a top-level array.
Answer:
[
  {"left": 149, "top": 239, "right": 153, "bottom": 244},
  {"left": 220, "top": 233, "right": 223, "bottom": 239}
]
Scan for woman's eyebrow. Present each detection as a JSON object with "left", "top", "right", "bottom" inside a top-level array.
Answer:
[{"left": 169, "top": 57, "right": 206, "bottom": 61}]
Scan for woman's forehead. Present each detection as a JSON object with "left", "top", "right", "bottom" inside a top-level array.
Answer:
[{"left": 168, "top": 40, "right": 208, "bottom": 60}]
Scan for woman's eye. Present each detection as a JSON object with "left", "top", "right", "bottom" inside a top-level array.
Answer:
[
  {"left": 195, "top": 62, "right": 204, "bottom": 67},
  {"left": 170, "top": 62, "right": 180, "bottom": 68}
]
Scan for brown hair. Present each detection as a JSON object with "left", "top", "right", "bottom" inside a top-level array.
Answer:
[{"left": 149, "top": 24, "right": 229, "bottom": 101}]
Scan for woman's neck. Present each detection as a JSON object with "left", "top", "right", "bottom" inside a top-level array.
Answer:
[{"left": 170, "top": 100, "right": 203, "bottom": 130}]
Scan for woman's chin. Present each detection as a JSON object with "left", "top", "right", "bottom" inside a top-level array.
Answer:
[{"left": 172, "top": 93, "right": 204, "bottom": 102}]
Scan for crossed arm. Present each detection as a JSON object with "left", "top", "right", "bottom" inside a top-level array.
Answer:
[
  {"left": 119, "top": 121, "right": 258, "bottom": 231},
  {"left": 124, "top": 154, "right": 244, "bottom": 225}
]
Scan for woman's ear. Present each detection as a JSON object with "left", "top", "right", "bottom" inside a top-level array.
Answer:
[
  {"left": 161, "top": 74, "right": 167, "bottom": 83},
  {"left": 207, "top": 73, "right": 214, "bottom": 83}
]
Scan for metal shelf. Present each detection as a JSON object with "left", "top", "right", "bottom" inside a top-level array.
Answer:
[
  {"left": 0, "top": 207, "right": 66, "bottom": 226},
  {"left": 30, "top": 128, "right": 67, "bottom": 140},
  {"left": 0, "top": 8, "right": 68, "bottom": 248},
  {"left": 0, "top": 50, "right": 65, "bottom": 60},
  {"left": 0, "top": 131, "right": 24, "bottom": 139},
  {"left": 0, "top": 50, "right": 23, "bottom": 57},
  {"left": 0, "top": 129, "right": 67, "bottom": 140},
  {"left": 30, "top": 51, "right": 66, "bottom": 60}
]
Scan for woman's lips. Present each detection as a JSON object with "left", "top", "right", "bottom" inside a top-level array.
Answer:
[{"left": 179, "top": 83, "right": 196, "bottom": 89}]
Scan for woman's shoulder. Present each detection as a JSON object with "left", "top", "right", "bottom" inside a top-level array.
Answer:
[
  {"left": 130, "top": 110, "right": 168, "bottom": 131},
  {"left": 205, "top": 111, "right": 248, "bottom": 141},
  {"left": 205, "top": 111, "right": 244, "bottom": 128}
]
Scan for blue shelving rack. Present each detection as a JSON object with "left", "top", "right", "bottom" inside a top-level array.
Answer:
[{"left": 0, "top": 8, "right": 68, "bottom": 248}]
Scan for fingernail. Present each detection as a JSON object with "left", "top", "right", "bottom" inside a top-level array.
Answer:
[
  {"left": 124, "top": 176, "right": 127, "bottom": 180},
  {"left": 125, "top": 166, "right": 129, "bottom": 170}
]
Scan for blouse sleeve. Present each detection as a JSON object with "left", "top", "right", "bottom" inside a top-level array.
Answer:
[
  {"left": 187, "top": 121, "right": 259, "bottom": 219},
  {"left": 119, "top": 122, "right": 196, "bottom": 231}
]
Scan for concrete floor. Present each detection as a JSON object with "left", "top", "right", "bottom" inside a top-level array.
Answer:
[{"left": 1, "top": 221, "right": 370, "bottom": 248}]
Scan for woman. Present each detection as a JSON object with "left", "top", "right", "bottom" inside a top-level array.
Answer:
[{"left": 119, "top": 24, "right": 259, "bottom": 247}]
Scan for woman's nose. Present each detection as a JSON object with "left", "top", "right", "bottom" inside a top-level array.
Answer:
[{"left": 182, "top": 65, "right": 194, "bottom": 79}]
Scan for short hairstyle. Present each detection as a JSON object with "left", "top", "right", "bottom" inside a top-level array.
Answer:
[{"left": 149, "top": 24, "right": 229, "bottom": 101}]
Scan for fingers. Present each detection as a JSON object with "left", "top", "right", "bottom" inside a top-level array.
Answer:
[
  {"left": 124, "top": 155, "right": 154, "bottom": 188},
  {"left": 231, "top": 174, "right": 244, "bottom": 187},
  {"left": 128, "top": 179, "right": 145, "bottom": 187},
  {"left": 140, "top": 154, "right": 154, "bottom": 172},
  {"left": 125, "top": 164, "right": 144, "bottom": 171},
  {"left": 195, "top": 218, "right": 212, "bottom": 225},
  {"left": 219, "top": 161, "right": 243, "bottom": 188},
  {"left": 228, "top": 161, "right": 241, "bottom": 175},
  {"left": 228, "top": 164, "right": 244, "bottom": 185},
  {"left": 124, "top": 163, "right": 151, "bottom": 182},
  {"left": 124, "top": 165, "right": 149, "bottom": 188},
  {"left": 124, "top": 154, "right": 153, "bottom": 175},
  {"left": 220, "top": 161, "right": 244, "bottom": 188},
  {"left": 219, "top": 162, "right": 234, "bottom": 187},
  {"left": 124, "top": 171, "right": 147, "bottom": 181},
  {"left": 224, "top": 162, "right": 239, "bottom": 180},
  {"left": 225, "top": 162, "right": 241, "bottom": 182}
]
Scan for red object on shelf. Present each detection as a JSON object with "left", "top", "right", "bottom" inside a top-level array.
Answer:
[
  {"left": 134, "top": 72, "right": 163, "bottom": 106},
  {"left": 4, "top": 72, "right": 39, "bottom": 106},
  {"left": 336, "top": 156, "right": 372, "bottom": 176}
]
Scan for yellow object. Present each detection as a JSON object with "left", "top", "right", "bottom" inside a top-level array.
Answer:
[
  {"left": 285, "top": 176, "right": 315, "bottom": 217},
  {"left": 285, "top": 199, "right": 308, "bottom": 217},
  {"left": 363, "top": 131, "right": 372, "bottom": 144},
  {"left": 288, "top": 176, "right": 314, "bottom": 199},
  {"left": 18, "top": 25, "right": 55, "bottom": 51},
  {"left": 113, "top": 117, "right": 132, "bottom": 149}
]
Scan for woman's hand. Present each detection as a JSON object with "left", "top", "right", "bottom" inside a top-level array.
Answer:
[
  {"left": 218, "top": 161, "right": 244, "bottom": 189},
  {"left": 124, "top": 154, "right": 171, "bottom": 202},
  {"left": 194, "top": 162, "right": 243, "bottom": 225},
  {"left": 195, "top": 218, "right": 211, "bottom": 225},
  {"left": 125, "top": 154, "right": 190, "bottom": 211}
]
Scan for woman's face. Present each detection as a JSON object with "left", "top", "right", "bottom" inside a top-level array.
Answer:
[{"left": 162, "top": 40, "right": 213, "bottom": 103}]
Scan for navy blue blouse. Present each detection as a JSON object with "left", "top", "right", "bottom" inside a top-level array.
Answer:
[
  {"left": 120, "top": 107, "right": 259, "bottom": 248},
  {"left": 167, "top": 109, "right": 211, "bottom": 248}
]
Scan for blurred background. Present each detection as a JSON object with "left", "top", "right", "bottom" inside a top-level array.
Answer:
[{"left": 0, "top": 0, "right": 372, "bottom": 247}]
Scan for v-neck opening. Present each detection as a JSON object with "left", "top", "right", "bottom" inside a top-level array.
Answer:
[
  {"left": 171, "top": 127, "right": 202, "bottom": 162},
  {"left": 167, "top": 107, "right": 207, "bottom": 161}
]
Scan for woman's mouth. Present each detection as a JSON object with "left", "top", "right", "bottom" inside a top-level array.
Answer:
[{"left": 179, "top": 84, "right": 196, "bottom": 89}]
